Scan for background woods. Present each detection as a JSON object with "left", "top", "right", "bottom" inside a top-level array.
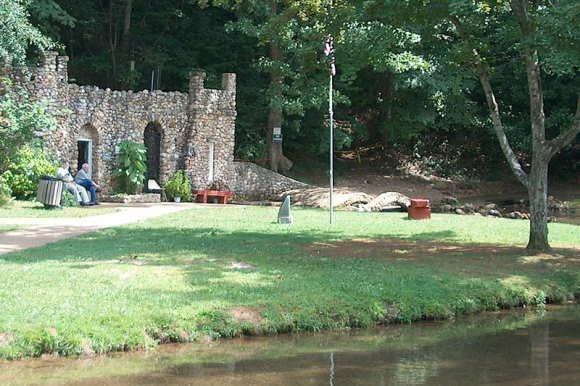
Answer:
[{"left": 1, "top": 0, "right": 578, "bottom": 251}]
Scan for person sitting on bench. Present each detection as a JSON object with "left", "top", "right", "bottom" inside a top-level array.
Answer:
[
  {"left": 57, "top": 162, "right": 90, "bottom": 206},
  {"left": 75, "top": 163, "right": 100, "bottom": 205}
]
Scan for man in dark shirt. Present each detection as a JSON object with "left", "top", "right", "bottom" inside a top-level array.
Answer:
[{"left": 75, "top": 163, "right": 100, "bottom": 205}]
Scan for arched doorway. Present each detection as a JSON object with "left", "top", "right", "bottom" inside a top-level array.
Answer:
[
  {"left": 78, "top": 124, "right": 99, "bottom": 179},
  {"left": 144, "top": 122, "right": 162, "bottom": 182}
]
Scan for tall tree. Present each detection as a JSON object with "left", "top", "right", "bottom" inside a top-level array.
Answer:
[{"left": 362, "top": 0, "right": 579, "bottom": 251}]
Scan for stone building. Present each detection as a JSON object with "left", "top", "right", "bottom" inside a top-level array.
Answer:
[{"left": 2, "top": 52, "right": 308, "bottom": 199}]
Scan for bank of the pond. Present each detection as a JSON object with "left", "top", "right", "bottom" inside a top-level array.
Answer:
[{"left": 0, "top": 207, "right": 578, "bottom": 360}]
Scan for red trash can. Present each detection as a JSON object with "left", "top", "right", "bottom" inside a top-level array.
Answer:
[{"left": 408, "top": 199, "right": 431, "bottom": 220}]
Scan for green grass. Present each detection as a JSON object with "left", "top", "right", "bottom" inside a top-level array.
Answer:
[
  {"left": 0, "top": 207, "right": 578, "bottom": 360},
  {"left": 0, "top": 225, "right": 19, "bottom": 233},
  {"left": 0, "top": 201, "right": 118, "bottom": 218}
]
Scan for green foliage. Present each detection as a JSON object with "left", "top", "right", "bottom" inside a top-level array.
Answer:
[
  {"left": 0, "top": 180, "right": 12, "bottom": 207},
  {"left": 0, "top": 0, "right": 54, "bottom": 64},
  {"left": 60, "top": 189, "right": 78, "bottom": 207},
  {"left": 114, "top": 141, "right": 147, "bottom": 194},
  {"left": 164, "top": 171, "right": 192, "bottom": 201},
  {"left": 0, "top": 145, "right": 58, "bottom": 200},
  {"left": 0, "top": 79, "right": 59, "bottom": 170},
  {"left": 36, "top": 0, "right": 578, "bottom": 177}
]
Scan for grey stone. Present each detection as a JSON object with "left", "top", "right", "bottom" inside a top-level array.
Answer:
[{"left": 278, "top": 196, "right": 293, "bottom": 225}]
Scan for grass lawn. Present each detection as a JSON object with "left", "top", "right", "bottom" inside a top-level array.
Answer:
[
  {"left": 0, "top": 201, "right": 118, "bottom": 218},
  {"left": 0, "top": 225, "right": 20, "bottom": 233},
  {"left": 0, "top": 207, "right": 578, "bottom": 359}
]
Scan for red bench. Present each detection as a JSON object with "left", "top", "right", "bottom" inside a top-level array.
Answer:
[{"left": 194, "top": 190, "right": 234, "bottom": 204}]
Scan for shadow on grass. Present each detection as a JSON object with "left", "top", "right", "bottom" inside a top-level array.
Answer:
[{"left": 0, "top": 227, "right": 458, "bottom": 265}]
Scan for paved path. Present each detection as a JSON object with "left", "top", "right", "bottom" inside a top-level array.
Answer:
[{"left": 0, "top": 203, "right": 203, "bottom": 255}]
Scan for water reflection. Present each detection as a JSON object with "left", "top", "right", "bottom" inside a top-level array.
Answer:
[{"left": 1, "top": 306, "right": 579, "bottom": 386}]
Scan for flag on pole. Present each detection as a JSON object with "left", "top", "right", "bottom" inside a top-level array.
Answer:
[{"left": 324, "top": 35, "right": 336, "bottom": 76}]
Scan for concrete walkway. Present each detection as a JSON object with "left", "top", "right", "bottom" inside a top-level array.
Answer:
[{"left": 0, "top": 203, "right": 204, "bottom": 255}]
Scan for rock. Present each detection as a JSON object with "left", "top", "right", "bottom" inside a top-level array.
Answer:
[
  {"left": 455, "top": 208, "right": 465, "bottom": 215},
  {"left": 484, "top": 203, "right": 497, "bottom": 210},
  {"left": 463, "top": 203, "right": 475, "bottom": 213},
  {"left": 362, "top": 192, "right": 411, "bottom": 212},
  {"left": 285, "top": 188, "right": 373, "bottom": 209},
  {"left": 442, "top": 204, "right": 453, "bottom": 212},
  {"left": 489, "top": 209, "right": 502, "bottom": 217},
  {"left": 277, "top": 196, "right": 293, "bottom": 224},
  {"left": 440, "top": 197, "right": 459, "bottom": 206}
]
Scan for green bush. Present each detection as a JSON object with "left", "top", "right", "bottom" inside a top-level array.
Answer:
[
  {"left": 0, "top": 181, "right": 12, "bottom": 207},
  {"left": 114, "top": 141, "right": 147, "bottom": 194},
  {"left": 164, "top": 171, "right": 192, "bottom": 202},
  {"left": 0, "top": 78, "right": 59, "bottom": 170},
  {"left": 60, "top": 190, "right": 78, "bottom": 207},
  {"left": 0, "top": 145, "right": 58, "bottom": 200}
]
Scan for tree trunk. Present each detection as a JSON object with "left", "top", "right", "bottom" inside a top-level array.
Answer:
[
  {"left": 380, "top": 71, "right": 394, "bottom": 150},
  {"left": 121, "top": 0, "right": 133, "bottom": 54},
  {"left": 450, "top": 5, "right": 580, "bottom": 253},
  {"left": 527, "top": 155, "right": 550, "bottom": 251},
  {"left": 107, "top": 0, "right": 118, "bottom": 87},
  {"left": 267, "top": 39, "right": 293, "bottom": 173}
]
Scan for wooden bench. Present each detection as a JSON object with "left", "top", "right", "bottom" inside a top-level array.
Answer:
[{"left": 194, "top": 190, "right": 234, "bottom": 204}]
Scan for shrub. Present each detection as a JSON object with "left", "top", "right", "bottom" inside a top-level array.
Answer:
[
  {"left": 0, "top": 145, "right": 58, "bottom": 199},
  {"left": 0, "top": 181, "right": 12, "bottom": 207},
  {"left": 164, "top": 171, "right": 192, "bottom": 202},
  {"left": 60, "top": 190, "right": 78, "bottom": 207},
  {"left": 114, "top": 141, "right": 147, "bottom": 194},
  {"left": 0, "top": 78, "right": 59, "bottom": 170}
]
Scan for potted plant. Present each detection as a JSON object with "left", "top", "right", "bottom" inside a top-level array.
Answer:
[{"left": 164, "top": 171, "right": 192, "bottom": 202}]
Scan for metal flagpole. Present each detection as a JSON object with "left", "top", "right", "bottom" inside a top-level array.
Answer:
[
  {"left": 329, "top": 57, "right": 334, "bottom": 224},
  {"left": 327, "top": 0, "right": 334, "bottom": 225}
]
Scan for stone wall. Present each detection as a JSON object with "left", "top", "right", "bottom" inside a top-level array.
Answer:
[
  {"left": 232, "top": 162, "right": 310, "bottom": 200},
  {"left": 2, "top": 52, "right": 237, "bottom": 193}
]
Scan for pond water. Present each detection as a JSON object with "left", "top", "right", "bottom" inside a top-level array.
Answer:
[{"left": 1, "top": 305, "right": 579, "bottom": 386}]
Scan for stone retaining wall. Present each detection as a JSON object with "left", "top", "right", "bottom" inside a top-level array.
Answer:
[{"left": 232, "top": 162, "right": 309, "bottom": 200}]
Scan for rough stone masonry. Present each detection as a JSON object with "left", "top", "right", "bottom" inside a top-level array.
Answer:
[{"left": 2, "top": 52, "right": 307, "bottom": 198}]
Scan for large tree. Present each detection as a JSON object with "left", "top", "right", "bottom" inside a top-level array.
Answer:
[{"left": 363, "top": 0, "right": 579, "bottom": 252}]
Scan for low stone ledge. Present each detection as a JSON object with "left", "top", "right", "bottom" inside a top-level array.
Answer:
[{"left": 102, "top": 193, "right": 161, "bottom": 204}]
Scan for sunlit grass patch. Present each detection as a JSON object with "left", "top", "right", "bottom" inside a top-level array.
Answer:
[
  {"left": 0, "top": 225, "right": 19, "bottom": 233},
  {"left": 0, "top": 200, "right": 118, "bottom": 218},
  {"left": 0, "top": 206, "right": 578, "bottom": 359}
]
